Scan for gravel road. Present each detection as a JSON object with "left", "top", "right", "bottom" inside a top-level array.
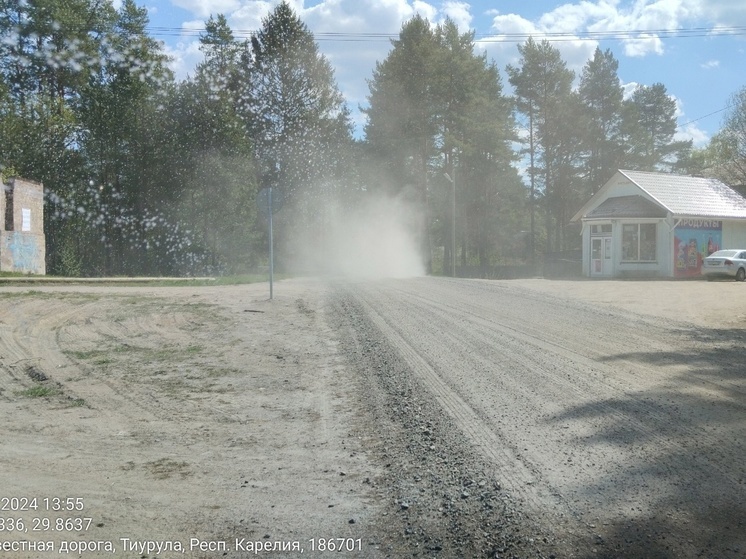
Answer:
[
  {"left": 330, "top": 277, "right": 745, "bottom": 558},
  {"left": 1, "top": 277, "right": 743, "bottom": 559}
]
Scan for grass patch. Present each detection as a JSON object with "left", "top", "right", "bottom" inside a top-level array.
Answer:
[
  {"left": 145, "top": 458, "right": 192, "bottom": 480},
  {"left": 65, "top": 349, "right": 116, "bottom": 366},
  {"left": 68, "top": 343, "right": 203, "bottom": 363},
  {"left": 0, "top": 273, "right": 289, "bottom": 287},
  {"left": 67, "top": 349, "right": 105, "bottom": 360},
  {"left": 0, "top": 290, "right": 56, "bottom": 299},
  {"left": 0, "top": 291, "right": 100, "bottom": 300},
  {"left": 138, "top": 272, "right": 294, "bottom": 286},
  {"left": 93, "top": 357, "right": 115, "bottom": 365},
  {"left": 17, "top": 385, "right": 58, "bottom": 398}
]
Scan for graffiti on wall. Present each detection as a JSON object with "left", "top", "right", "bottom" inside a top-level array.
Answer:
[
  {"left": 3, "top": 231, "right": 41, "bottom": 272},
  {"left": 674, "top": 219, "right": 722, "bottom": 278}
]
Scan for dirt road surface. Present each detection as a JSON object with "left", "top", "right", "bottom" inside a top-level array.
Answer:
[{"left": 0, "top": 277, "right": 744, "bottom": 558}]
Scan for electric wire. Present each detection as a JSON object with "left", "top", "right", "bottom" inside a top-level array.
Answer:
[{"left": 145, "top": 25, "right": 746, "bottom": 42}]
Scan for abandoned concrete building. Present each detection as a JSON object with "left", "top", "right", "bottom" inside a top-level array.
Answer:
[{"left": 0, "top": 176, "right": 46, "bottom": 274}]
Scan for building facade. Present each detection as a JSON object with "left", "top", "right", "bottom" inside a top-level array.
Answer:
[
  {"left": 0, "top": 177, "right": 46, "bottom": 274},
  {"left": 572, "top": 170, "right": 746, "bottom": 278}
]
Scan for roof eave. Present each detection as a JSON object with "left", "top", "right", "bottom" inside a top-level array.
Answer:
[{"left": 570, "top": 170, "right": 671, "bottom": 222}]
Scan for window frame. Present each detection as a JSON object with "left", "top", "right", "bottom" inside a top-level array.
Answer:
[{"left": 621, "top": 222, "right": 657, "bottom": 263}]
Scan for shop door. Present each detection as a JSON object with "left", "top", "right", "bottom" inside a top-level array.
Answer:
[{"left": 591, "top": 237, "right": 612, "bottom": 277}]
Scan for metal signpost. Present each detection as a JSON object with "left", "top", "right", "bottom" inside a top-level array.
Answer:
[
  {"left": 257, "top": 187, "right": 282, "bottom": 300},
  {"left": 268, "top": 187, "right": 274, "bottom": 299}
]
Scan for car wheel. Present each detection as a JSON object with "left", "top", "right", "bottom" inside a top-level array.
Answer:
[{"left": 737, "top": 268, "right": 746, "bottom": 282}]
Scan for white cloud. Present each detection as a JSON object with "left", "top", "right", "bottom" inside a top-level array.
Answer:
[
  {"left": 479, "top": 12, "right": 597, "bottom": 78},
  {"left": 696, "top": 0, "right": 746, "bottom": 26},
  {"left": 676, "top": 122, "right": 709, "bottom": 147},
  {"left": 537, "top": 1, "right": 612, "bottom": 33},
  {"left": 229, "top": 1, "right": 277, "bottom": 30},
  {"left": 622, "top": 33, "right": 664, "bottom": 57},
  {"left": 441, "top": 1, "right": 472, "bottom": 30},
  {"left": 413, "top": 1, "right": 438, "bottom": 22},
  {"left": 622, "top": 81, "right": 639, "bottom": 100},
  {"left": 483, "top": 0, "right": 731, "bottom": 60},
  {"left": 670, "top": 94, "right": 709, "bottom": 147},
  {"left": 701, "top": 59, "right": 720, "bottom": 69},
  {"left": 672, "top": 94, "right": 686, "bottom": 118},
  {"left": 171, "top": 0, "right": 243, "bottom": 19},
  {"left": 163, "top": 36, "right": 203, "bottom": 80}
]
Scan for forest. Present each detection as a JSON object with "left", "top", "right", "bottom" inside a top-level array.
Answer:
[{"left": 1, "top": 0, "right": 745, "bottom": 277}]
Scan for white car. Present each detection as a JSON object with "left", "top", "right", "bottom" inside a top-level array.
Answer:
[{"left": 702, "top": 249, "right": 746, "bottom": 281}]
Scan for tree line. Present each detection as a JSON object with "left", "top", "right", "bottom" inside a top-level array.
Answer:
[{"left": 0, "top": 0, "right": 743, "bottom": 276}]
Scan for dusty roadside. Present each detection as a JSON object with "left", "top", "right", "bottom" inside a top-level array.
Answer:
[
  {"left": 508, "top": 277, "right": 746, "bottom": 328},
  {"left": 0, "top": 279, "right": 383, "bottom": 558},
  {"left": 1, "top": 277, "right": 743, "bottom": 559},
  {"left": 330, "top": 277, "right": 746, "bottom": 558}
]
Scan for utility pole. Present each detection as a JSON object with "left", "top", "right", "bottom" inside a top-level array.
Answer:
[{"left": 444, "top": 169, "right": 456, "bottom": 277}]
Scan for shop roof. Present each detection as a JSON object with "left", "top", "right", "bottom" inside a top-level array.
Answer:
[
  {"left": 573, "top": 170, "right": 746, "bottom": 222},
  {"left": 586, "top": 195, "right": 667, "bottom": 219}
]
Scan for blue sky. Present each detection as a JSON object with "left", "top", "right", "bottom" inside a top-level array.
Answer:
[{"left": 134, "top": 1, "right": 746, "bottom": 146}]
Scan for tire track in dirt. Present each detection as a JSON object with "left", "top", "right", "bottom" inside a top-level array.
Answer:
[
  {"left": 420, "top": 279, "right": 746, "bottom": 397},
  {"left": 350, "top": 289, "right": 552, "bottom": 505},
  {"left": 378, "top": 280, "right": 744, "bottom": 490},
  {"left": 0, "top": 296, "right": 103, "bottom": 403},
  {"left": 329, "top": 287, "right": 564, "bottom": 558},
  {"left": 339, "top": 277, "right": 746, "bottom": 558},
  {"left": 2, "top": 283, "right": 381, "bottom": 558}
]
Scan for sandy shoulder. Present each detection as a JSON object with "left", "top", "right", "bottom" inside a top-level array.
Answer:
[
  {"left": 491, "top": 278, "right": 746, "bottom": 329},
  {"left": 0, "top": 278, "right": 381, "bottom": 558}
]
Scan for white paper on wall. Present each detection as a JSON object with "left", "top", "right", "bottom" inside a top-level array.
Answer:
[{"left": 22, "top": 208, "right": 31, "bottom": 231}]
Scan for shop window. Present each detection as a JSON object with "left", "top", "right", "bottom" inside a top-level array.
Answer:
[
  {"left": 591, "top": 224, "right": 612, "bottom": 235},
  {"left": 622, "top": 223, "right": 656, "bottom": 262}
]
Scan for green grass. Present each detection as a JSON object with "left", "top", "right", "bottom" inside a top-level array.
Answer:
[
  {"left": 0, "top": 290, "right": 54, "bottom": 299},
  {"left": 66, "top": 349, "right": 116, "bottom": 365},
  {"left": 17, "top": 385, "right": 58, "bottom": 398},
  {"left": 0, "top": 290, "right": 100, "bottom": 300},
  {"left": 145, "top": 458, "right": 192, "bottom": 480},
  {"left": 67, "top": 342, "right": 206, "bottom": 365},
  {"left": 0, "top": 272, "right": 291, "bottom": 286},
  {"left": 138, "top": 273, "right": 291, "bottom": 287}
]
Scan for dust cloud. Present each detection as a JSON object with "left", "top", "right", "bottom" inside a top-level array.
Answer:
[{"left": 288, "top": 194, "right": 425, "bottom": 279}]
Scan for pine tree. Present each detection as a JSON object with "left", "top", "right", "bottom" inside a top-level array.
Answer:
[
  {"left": 507, "top": 38, "right": 578, "bottom": 253},
  {"left": 365, "top": 17, "right": 519, "bottom": 274},
  {"left": 165, "top": 13, "right": 257, "bottom": 273},
  {"left": 239, "top": 1, "right": 352, "bottom": 268},
  {"left": 579, "top": 47, "right": 624, "bottom": 193},
  {"left": 433, "top": 19, "right": 518, "bottom": 271},
  {"left": 621, "top": 82, "right": 691, "bottom": 172}
]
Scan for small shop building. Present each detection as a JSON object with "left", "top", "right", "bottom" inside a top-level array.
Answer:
[{"left": 571, "top": 170, "right": 746, "bottom": 278}]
